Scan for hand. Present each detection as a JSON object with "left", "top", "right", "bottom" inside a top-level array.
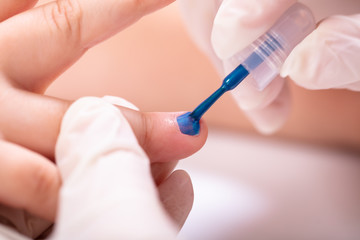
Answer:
[
  {"left": 179, "top": 0, "right": 360, "bottom": 134},
  {"left": 50, "top": 97, "right": 200, "bottom": 239},
  {"left": 0, "top": 0, "right": 207, "bottom": 227}
]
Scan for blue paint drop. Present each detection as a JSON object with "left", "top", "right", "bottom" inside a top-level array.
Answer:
[{"left": 177, "top": 112, "right": 200, "bottom": 136}]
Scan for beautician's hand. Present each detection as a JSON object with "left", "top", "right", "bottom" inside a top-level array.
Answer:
[
  {"left": 179, "top": 0, "right": 360, "bottom": 134},
  {"left": 0, "top": 0, "right": 207, "bottom": 225},
  {"left": 51, "top": 97, "right": 193, "bottom": 239}
]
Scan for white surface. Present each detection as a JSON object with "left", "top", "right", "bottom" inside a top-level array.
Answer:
[{"left": 178, "top": 130, "right": 360, "bottom": 240}]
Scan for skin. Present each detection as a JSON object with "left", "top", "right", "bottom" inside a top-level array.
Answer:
[{"left": 0, "top": 0, "right": 208, "bottom": 229}]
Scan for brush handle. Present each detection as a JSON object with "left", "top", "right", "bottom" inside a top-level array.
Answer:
[{"left": 189, "top": 64, "right": 249, "bottom": 120}]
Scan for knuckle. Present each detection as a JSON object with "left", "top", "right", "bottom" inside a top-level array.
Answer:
[{"left": 44, "top": 0, "right": 83, "bottom": 43}]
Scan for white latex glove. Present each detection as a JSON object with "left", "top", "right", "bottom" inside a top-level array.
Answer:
[
  {"left": 49, "top": 97, "right": 178, "bottom": 239},
  {"left": 179, "top": 0, "right": 360, "bottom": 134}
]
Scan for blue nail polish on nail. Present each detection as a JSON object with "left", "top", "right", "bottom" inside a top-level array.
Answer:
[{"left": 177, "top": 112, "right": 200, "bottom": 136}]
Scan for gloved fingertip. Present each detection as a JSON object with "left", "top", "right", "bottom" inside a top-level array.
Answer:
[
  {"left": 279, "top": 31, "right": 317, "bottom": 88},
  {"left": 244, "top": 82, "right": 291, "bottom": 135},
  {"left": 248, "top": 110, "right": 287, "bottom": 135}
]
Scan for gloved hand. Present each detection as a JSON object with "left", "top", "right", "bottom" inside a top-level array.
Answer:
[
  {"left": 0, "top": 95, "right": 207, "bottom": 239},
  {"left": 0, "top": 96, "right": 200, "bottom": 239},
  {"left": 50, "top": 96, "right": 194, "bottom": 239},
  {"left": 0, "top": 0, "right": 209, "bottom": 238},
  {"left": 179, "top": 0, "right": 360, "bottom": 134}
]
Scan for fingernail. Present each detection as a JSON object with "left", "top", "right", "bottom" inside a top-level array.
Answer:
[{"left": 176, "top": 112, "right": 200, "bottom": 136}]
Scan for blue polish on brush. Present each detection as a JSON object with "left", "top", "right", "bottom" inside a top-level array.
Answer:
[
  {"left": 177, "top": 65, "right": 250, "bottom": 136},
  {"left": 176, "top": 40, "right": 276, "bottom": 136}
]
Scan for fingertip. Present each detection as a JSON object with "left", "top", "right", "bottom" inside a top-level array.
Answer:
[
  {"left": 147, "top": 112, "right": 208, "bottom": 162},
  {"left": 146, "top": 111, "right": 207, "bottom": 162},
  {"left": 120, "top": 108, "right": 208, "bottom": 163}
]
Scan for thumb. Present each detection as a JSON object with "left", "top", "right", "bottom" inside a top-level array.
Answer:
[
  {"left": 212, "top": 0, "right": 296, "bottom": 60},
  {"left": 53, "top": 97, "right": 177, "bottom": 239}
]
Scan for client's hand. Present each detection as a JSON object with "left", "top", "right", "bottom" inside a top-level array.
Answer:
[
  {"left": 0, "top": 0, "right": 207, "bottom": 230},
  {"left": 51, "top": 96, "right": 200, "bottom": 239}
]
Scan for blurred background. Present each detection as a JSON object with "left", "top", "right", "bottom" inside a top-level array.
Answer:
[{"left": 42, "top": 1, "right": 360, "bottom": 239}]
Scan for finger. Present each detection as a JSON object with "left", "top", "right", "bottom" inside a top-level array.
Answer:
[
  {"left": 151, "top": 161, "right": 178, "bottom": 185},
  {"left": 212, "top": 0, "right": 296, "bottom": 60},
  {"left": 0, "top": 0, "right": 38, "bottom": 22},
  {"left": 229, "top": 73, "right": 291, "bottom": 134},
  {"left": 281, "top": 14, "right": 360, "bottom": 91},
  {"left": 243, "top": 79, "right": 291, "bottom": 134},
  {"left": 0, "top": 140, "right": 61, "bottom": 221},
  {"left": 103, "top": 96, "right": 208, "bottom": 163},
  {"left": 0, "top": 92, "right": 207, "bottom": 163},
  {"left": 158, "top": 170, "right": 194, "bottom": 230},
  {"left": 0, "top": 88, "right": 71, "bottom": 160},
  {"left": 120, "top": 108, "right": 208, "bottom": 163},
  {"left": 0, "top": 0, "right": 175, "bottom": 93}
]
